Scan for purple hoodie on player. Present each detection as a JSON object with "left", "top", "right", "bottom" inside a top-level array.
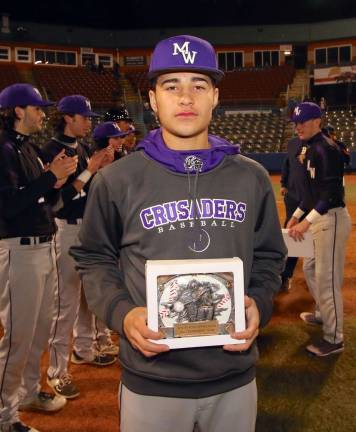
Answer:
[
  {"left": 136, "top": 128, "right": 240, "bottom": 173},
  {"left": 70, "top": 126, "right": 286, "bottom": 399}
]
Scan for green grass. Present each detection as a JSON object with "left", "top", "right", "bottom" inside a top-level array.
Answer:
[{"left": 256, "top": 318, "right": 356, "bottom": 432}]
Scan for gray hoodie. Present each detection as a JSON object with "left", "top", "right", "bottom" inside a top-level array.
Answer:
[{"left": 70, "top": 129, "right": 286, "bottom": 398}]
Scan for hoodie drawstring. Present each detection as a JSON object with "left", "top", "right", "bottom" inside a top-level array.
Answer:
[{"left": 186, "top": 158, "right": 203, "bottom": 251}]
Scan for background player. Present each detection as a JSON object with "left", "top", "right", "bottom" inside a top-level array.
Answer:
[
  {"left": 104, "top": 106, "right": 137, "bottom": 154},
  {"left": 92, "top": 121, "right": 130, "bottom": 160},
  {"left": 0, "top": 84, "right": 76, "bottom": 432},
  {"left": 41, "top": 95, "right": 116, "bottom": 401},
  {"left": 287, "top": 102, "right": 351, "bottom": 356},
  {"left": 280, "top": 136, "right": 308, "bottom": 291}
]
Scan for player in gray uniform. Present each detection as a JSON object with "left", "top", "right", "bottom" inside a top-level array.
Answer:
[
  {"left": 41, "top": 96, "right": 116, "bottom": 400},
  {"left": 287, "top": 102, "right": 351, "bottom": 357},
  {"left": 70, "top": 35, "right": 286, "bottom": 432},
  {"left": 0, "top": 84, "right": 76, "bottom": 432}
]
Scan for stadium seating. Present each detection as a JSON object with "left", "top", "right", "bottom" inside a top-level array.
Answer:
[
  {"left": 325, "top": 110, "right": 356, "bottom": 148},
  {"left": 219, "top": 65, "right": 295, "bottom": 105},
  {"left": 0, "top": 65, "right": 23, "bottom": 91},
  {"left": 32, "top": 66, "right": 121, "bottom": 108},
  {"left": 209, "top": 111, "right": 286, "bottom": 152}
]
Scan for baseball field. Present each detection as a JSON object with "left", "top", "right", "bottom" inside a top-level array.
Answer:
[{"left": 16, "top": 174, "right": 356, "bottom": 432}]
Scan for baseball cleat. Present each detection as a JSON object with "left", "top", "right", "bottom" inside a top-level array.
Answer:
[
  {"left": 300, "top": 312, "right": 323, "bottom": 326},
  {"left": 47, "top": 374, "right": 80, "bottom": 399},
  {"left": 95, "top": 342, "right": 119, "bottom": 357},
  {"left": 19, "top": 391, "right": 67, "bottom": 412},
  {"left": 306, "top": 339, "right": 344, "bottom": 357},
  {"left": 71, "top": 350, "right": 116, "bottom": 366}
]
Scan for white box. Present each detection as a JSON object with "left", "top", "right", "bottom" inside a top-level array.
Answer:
[{"left": 146, "top": 257, "right": 245, "bottom": 349}]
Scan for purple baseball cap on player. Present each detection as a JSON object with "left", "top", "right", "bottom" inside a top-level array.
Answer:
[
  {"left": 291, "top": 102, "right": 322, "bottom": 123},
  {"left": 57, "top": 95, "right": 100, "bottom": 117},
  {"left": 147, "top": 35, "right": 224, "bottom": 83},
  {"left": 0, "top": 83, "right": 54, "bottom": 109},
  {"left": 93, "top": 122, "right": 128, "bottom": 140}
]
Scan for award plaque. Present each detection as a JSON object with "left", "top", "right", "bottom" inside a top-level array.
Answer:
[{"left": 146, "top": 258, "right": 245, "bottom": 349}]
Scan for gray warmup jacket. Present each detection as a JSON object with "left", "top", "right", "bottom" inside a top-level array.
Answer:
[{"left": 70, "top": 129, "right": 286, "bottom": 398}]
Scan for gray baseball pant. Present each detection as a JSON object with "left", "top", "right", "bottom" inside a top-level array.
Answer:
[
  {"left": 48, "top": 220, "right": 110, "bottom": 379},
  {"left": 0, "top": 237, "right": 57, "bottom": 425},
  {"left": 303, "top": 207, "right": 351, "bottom": 344},
  {"left": 119, "top": 380, "right": 257, "bottom": 432}
]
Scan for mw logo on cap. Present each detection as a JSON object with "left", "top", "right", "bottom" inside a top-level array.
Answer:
[
  {"left": 294, "top": 107, "right": 301, "bottom": 116},
  {"left": 85, "top": 99, "right": 92, "bottom": 109},
  {"left": 172, "top": 41, "right": 197, "bottom": 64}
]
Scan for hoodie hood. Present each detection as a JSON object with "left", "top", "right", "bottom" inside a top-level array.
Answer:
[{"left": 136, "top": 128, "right": 240, "bottom": 173}]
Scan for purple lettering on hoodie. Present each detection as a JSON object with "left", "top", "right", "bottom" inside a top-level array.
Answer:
[
  {"left": 140, "top": 208, "right": 154, "bottom": 229},
  {"left": 225, "top": 200, "right": 237, "bottom": 220},
  {"left": 152, "top": 205, "right": 168, "bottom": 226},
  {"left": 163, "top": 202, "right": 178, "bottom": 223},
  {"left": 177, "top": 200, "right": 189, "bottom": 219},
  {"left": 213, "top": 199, "right": 225, "bottom": 219},
  {"left": 136, "top": 130, "right": 245, "bottom": 230},
  {"left": 201, "top": 199, "right": 214, "bottom": 218},
  {"left": 189, "top": 200, "right": 202, "bottom": 219},
  {"left": 236, "top": 202, "right": 247, "bottom": 222}
]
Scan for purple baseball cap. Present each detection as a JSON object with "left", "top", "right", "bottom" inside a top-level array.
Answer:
[
  {"left": 291, "top": 102, "right": 322, "bottom": 123},
  {"left": 148, "top": 35, "right": 224, "bottom": 83},
  {"left": 0, "top": 83, "right": 54, "bottom": 109},
  {"left": 57, "top": 95, "right": 100, "bottom": 117},
  {"left": 93, "top": 122, "right": 128, "bottom": 140}
]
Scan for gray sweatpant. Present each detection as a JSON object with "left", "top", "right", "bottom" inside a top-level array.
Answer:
[
  {"left": 303, "top": 207, "right": 351, "bottom": 344},
  {"left": 0, "top": 237, "right": 57, "bottom": 425},
  {"left": 119, "top": 380, "right": 257, "bottom": 432}
]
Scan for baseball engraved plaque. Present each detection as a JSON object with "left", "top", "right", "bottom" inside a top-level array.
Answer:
[{"left": 146, "top": 258, "right": 245, "bottom": 349}]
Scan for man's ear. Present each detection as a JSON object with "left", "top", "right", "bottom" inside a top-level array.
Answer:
[
  {"left": 14, "top": 106, "right": 25, "bottom": 120},
  {"left": 212, "top": 87, "right": 219, "bottom": 110},
  {"left": 149, "top": 89, "right": 158, "bottom": 114},
  {"left": 64, "top": 114, "right": 74, "bottom": 124}
]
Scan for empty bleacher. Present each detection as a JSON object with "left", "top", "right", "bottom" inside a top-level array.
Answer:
[
  {"left": 325, "top": 109, "right": 356, "bottom": 149},
  {"left": 32, "top": 66, "right": 121, "bottom": 108},
  {"left": 126, "top": 69, "right": 149, "bottom": 96},
  {"left": 209, "top": 111, "right": 286, "bottom": 152},
  {"left": 0, "top": 64, "right": 23, "bottom": 91},
  {"left": 219, "top": 65, "right": 295, "bottom": 106}
]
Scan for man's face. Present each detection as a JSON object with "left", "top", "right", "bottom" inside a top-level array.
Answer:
[
  {"left": 116, "top": 119, "right": 131, "bottom": 132},
  {"left": 65, "top": 114, "right": 92, "bottom": 138},
  {"left": 294, "top": 118, "right": 321, "bottom": 141},
  {"left": 16, "top": 105, "right": 45, "bottom": 134},
  {"left": 149, "top": 72, "right": 218, "bottom": 140}
]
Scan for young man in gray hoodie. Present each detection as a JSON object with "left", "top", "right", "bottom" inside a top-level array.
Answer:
[{"left": 70, "top": 35, "right": 286, "bottom": 432}]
